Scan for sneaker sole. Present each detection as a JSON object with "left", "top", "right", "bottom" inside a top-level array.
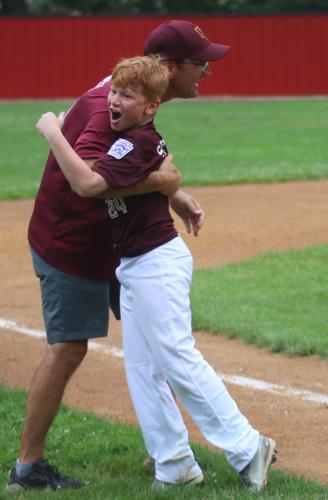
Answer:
[
  {"left": 6, "top": 483, "right": 25, "bottom": 492},
  {"left": 185, "top": 472, "right": 204, "bottom": 486},
  {"left": 5, "top": 483, "right": 53, "bottom": 492},
  {"left": 152, "top": 472, "right": 204, "bottom": 490}
]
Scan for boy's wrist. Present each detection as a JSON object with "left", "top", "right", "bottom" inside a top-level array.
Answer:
[{"left": 47, "top": 126, "right": 63, "bottom": 144}]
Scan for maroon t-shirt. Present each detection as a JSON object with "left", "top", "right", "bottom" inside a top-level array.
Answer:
[
  {"left": 28, "top": 77, "right": 119, "bottom": 280},
  {"left": 93, "top": 122, "right": 178, "bottom": 257}
]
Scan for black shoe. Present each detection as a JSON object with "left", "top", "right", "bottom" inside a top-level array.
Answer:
[{"left": 6, "top": 459, "right": 85, "bottom": 491}]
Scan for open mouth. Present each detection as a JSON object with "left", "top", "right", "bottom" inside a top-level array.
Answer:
[{"left": 110, "top": 109, "right": 122, "bottom": 122}]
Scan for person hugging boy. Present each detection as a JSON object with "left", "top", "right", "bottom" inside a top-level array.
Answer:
[{"left": 36, "top": 55, "right": 277, "bottom": 493}]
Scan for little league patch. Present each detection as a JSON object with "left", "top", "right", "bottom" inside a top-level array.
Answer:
[{"left": 108, "top": 139, "right": 134, "bottom": 159}]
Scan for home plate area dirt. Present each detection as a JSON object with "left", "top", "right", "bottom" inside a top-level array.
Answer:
[{"left": 1, "top": 180, "right": 328, "bottom": 484}]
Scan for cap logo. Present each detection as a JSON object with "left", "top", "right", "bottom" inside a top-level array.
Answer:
[{"left": 194, "top": 26, "right": 206, "bottom": 39}]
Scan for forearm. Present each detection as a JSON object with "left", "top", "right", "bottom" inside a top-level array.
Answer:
[
  {"left": 94, "top": 170, "right": 167, "bottom": 198},
  {"left": 169, "top": 188, "right": 185, "bottom": 206},
  {"left": 45, "top": 130, "right": 107, "bottom": 197},
  {"left": 169, "top": 189, "right": 205, "bottom": 237}
]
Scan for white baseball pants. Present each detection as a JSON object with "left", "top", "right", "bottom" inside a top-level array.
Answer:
[{"left": 116, "top": 236, "right": 259, "bottom": 483}]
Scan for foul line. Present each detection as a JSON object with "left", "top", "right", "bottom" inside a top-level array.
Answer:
[
  {"left": 219, "top": 374, "right": 328, "bottom": 405},
  {"left": 0, "top": 318, "right": 123, "bottom": 359},
  {"left": 1, "top": 318, "right": 327, "bottom": 405}
]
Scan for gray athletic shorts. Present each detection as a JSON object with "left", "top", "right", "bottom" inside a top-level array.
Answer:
[{"left": 31, "top": 247, "right": 115, "bottom": 344}]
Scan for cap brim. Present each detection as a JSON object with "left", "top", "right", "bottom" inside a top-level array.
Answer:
[{"left": 194, "top": 43, "right": 231, "bottom": 61}]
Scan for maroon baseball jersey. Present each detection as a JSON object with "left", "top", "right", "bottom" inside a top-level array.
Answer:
[
  {"left": 92, "top": 122, "right": 178, "bottom": 257},
  {"left": 28, "top": 77, "right": 119, "bottom": 280}
]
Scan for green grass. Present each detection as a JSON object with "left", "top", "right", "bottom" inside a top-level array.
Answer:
[
  {"left": 191, "top": 244, "right": 328, "bottom": 358},
  {"left": 1, "top": 98, "right": 328, "bottom": 199},
  {"left": 0, "top": 101, "right": 73, "bottom": 199},
  {"left": 1, "top": 383, "right": 328, "bottom": 499},
  {"left": 156, "top": 98, "right": 328, "bottom": 185},
  {"left": 2, "top": 100, "right": 328, "bottom": 496}
]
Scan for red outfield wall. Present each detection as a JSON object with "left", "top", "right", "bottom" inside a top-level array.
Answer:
[{"left": 0, "top": 14, "right": 327, "bottom": 98}]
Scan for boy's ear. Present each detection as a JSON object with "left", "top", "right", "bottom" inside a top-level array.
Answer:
[{"left": 145, "top": 99, "right": 160, "bottom": 117}]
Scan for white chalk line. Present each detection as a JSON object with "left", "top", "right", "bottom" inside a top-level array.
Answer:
[
  {"left": 1, "top": 318, "right": 328, "bottom": 405},
  {"left": 219, "top": 374, "right": 328, "bottom": 405},
  {"left": 0, "top": 319, "right": 124, "bottom": 359}
]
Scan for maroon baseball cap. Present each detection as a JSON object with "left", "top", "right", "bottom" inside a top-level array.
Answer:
[{"left": 144, "top": 20, "right": 230, "bottom": 62}]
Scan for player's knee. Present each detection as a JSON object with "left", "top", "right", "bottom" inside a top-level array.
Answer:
[{"left": 48, "top": 340, "right": 88, "bottom": 369}]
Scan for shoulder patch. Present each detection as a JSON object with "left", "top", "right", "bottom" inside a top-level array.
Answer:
[{"left": 107, "top": 139, "right": 134, "bottom": 159}]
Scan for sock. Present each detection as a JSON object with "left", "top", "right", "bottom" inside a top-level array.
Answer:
[{"left": 15, "top": 458, "right": 35, "bottom": 478}]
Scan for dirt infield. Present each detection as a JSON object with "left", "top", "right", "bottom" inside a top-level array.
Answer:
[{"left": 1, "top": 180, "right": 328, "bottom": 484}]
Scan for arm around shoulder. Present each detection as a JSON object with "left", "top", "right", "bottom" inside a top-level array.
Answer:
[{"left": 92, "top": 153, "right": 181, "bottom": 199}]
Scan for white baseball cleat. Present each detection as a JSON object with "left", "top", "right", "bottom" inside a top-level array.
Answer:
[
  {"left": 152, "top": 470, "right": 204, "bottom": 490},
  {"left": 239, "top": 435, "right": 278, "bottom": 493}
]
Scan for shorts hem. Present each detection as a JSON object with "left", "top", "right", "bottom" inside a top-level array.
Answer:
[{"left": 47, "top": 331, "right": 108, "bottom": 344}]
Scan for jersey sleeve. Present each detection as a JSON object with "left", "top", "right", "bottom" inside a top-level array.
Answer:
[
  {"left": 92, "top": 135, "right": 162, "bottom": 189},
  {"left": 74, "top": 111, "right": 115, "bottom": 160}
]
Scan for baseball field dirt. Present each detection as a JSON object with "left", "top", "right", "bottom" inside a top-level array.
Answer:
[{"left": 1, "top": 180, "right": 328, "bottom": 484}]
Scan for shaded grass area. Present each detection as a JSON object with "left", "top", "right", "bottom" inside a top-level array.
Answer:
[
  {"left": 191, "top": 244, "right": 328, "bottom": 358},
  {"left": 1, "top": 98, "right": 328, "bottom": 199},
  {"left": 1, "top": 383, "right": 327, "bottom": 499}
]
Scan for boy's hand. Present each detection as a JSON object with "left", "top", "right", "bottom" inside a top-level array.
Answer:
[
  {"left": 170, "top": 190, "right": 205, "bottom": 237},
  {"left": 36, "top": 111, "right": 64, "bottom": 141},
  {"left": 157, "top": 154, "right": 181, "bottom": 197}
]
